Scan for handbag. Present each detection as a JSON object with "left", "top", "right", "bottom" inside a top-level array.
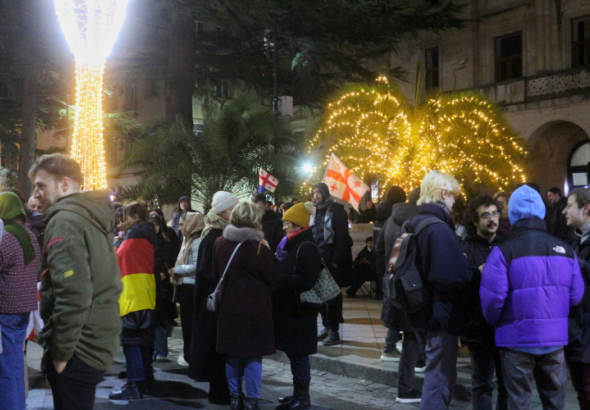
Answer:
[
  {"left": 296, "top": 242, "right": 341, "bottom": 307},
  {"left": 206, "top": 241, "right": 244, "bottom": 312}
]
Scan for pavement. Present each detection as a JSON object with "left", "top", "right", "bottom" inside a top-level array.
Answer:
[{"left": 24, "top": 290, "right": 581, "bottom": 409}]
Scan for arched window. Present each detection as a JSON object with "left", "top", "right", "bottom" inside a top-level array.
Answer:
[{"left": 568, "top": 141, "right": 590, "bottom": 189}]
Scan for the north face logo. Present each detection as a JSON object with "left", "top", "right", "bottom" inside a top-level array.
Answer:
[{"left": 553, "top": 246, "right": 566, "bottom": 254}]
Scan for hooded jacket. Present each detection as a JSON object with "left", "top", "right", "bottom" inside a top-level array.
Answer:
[
  {"left": 39, "top": 191, "right": 122, "bottom": 372},
  {"left": 480, "top": 185, "right": 584, "bottom": 349},
  {"left": 567, "top": 236, "right": 590, "bottom": 363}
]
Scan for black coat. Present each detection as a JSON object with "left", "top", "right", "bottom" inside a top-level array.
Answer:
[
  {"left": 460, "top": 232, "right": 505, "bottom": 346},
  {"left": 262, "top": 209, "right": 284, "bottom": 252},
  {"left": 405, "top": 204, "right": 472, "bottom": 336},
  {"left": 153, "top": 227, "right": 180, "bottom": 326},
  {"left": 550, "top": 197, "right": 577, "bottom": 245},
  {"left": 312, "top": 200, "right": 353, "bottom": 287},
  {"left": 567, "top": 236, "right": 590, "bottom": 363},
  {"left": 188, "top": 228, "right": 226, "bottom": 383},
  {"left": 273, "top": 228, "right": 322, "bottom": 357}
]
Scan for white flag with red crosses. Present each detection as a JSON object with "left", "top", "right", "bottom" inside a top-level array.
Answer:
[
  {"left": 259, "top": 168, "right": 279, "bottom": 193},
  {"left": 323, "top": 153, "right": 370, "bottom": 212}
]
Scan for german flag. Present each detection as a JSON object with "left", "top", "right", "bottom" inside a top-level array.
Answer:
[{"left": 116, "top": 223, "right": 156, "bottom": 317}]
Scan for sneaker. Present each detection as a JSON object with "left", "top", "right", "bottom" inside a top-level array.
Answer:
[
  {"left": 380, "top": 351, "right": 401, "bottom": 362},
  {"left": 109, "top": 381, "right": 143, "bottom": 400},
  {"left": 177, "top": 355, "right": 189, "bottom": 367},
  {"left": 322, "top": 331, "right": 341, "bottom": 346},
  {"left": 396, "top": 389, "right": 421, "bottom": 404},
  {"left": 395, "top": 339, "right": 403, "bottom": 354},
  {"left": 155, "top": 356, "right": 167, "bottom": 362},
  {"left": 414, "top": 365, "right": 426, "bottom": 373},
  {"left": 317, "top": 328, "right": 329, "bottom": 341}
]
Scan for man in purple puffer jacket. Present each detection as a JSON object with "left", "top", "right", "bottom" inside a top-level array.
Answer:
[{"left": 481, "top": 184, "right": 584, "bottom": 409}]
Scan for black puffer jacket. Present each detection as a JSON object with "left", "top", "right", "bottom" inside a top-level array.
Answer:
[
  {"left": 262, "top": 209, "right": 284, "bottom": 252},
  {"left": 567, "top": 235, "right": 590, "bottom": 363},
  {"left": 460, "top": 232, "right": 505, "bottom": 346},
  {"left": 377, "top": 203, "right": 417, "bottom": 330}
]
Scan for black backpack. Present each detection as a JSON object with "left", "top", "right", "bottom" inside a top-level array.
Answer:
[{"left": 382, "top": 217, "right": 443, "bottom": 313}]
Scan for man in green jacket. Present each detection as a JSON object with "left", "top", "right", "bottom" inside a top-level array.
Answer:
[{"left": 29, "top": 154, "right": 122, "bottom": 410}]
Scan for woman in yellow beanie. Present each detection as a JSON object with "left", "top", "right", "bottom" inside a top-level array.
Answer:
[{"left": 272, "top": 203, "right": 322, "bottom": 409}]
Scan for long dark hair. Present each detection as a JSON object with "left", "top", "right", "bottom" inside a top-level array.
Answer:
[{"left": 124, "top": 202, "right": 148, "bottom": 228}]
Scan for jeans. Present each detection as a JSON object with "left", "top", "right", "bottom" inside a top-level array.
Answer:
[
  {"left": 499, "top": 347, "right": 567, "bottom": 410},
  {"left": 123, "top": 345, "right": 145, "bottom": 382},
  {"left": 177, "top": 284, "right": 195, "bottom": 362},
  {"left": 0, "top": 313, "right": 29, "bottom": 410},
  {"left": 417, "top": 331, "right": 459, "bottom": 410},
  {"left": 320, "top": 292, "right": 343, "bottom": 332},
  {"left": 383, "top": 328, "right": 402, "bottom": 353},
  {"left": 469, "top": 344, "right": 507, "bottom": 410},
  {"left": 154, "top": 325, "right": 168, "bottom": 358},
  {"left": 226, "top": 356, "right": 262, "bottom": 398},
  {"left": 568, "top": 361, "right": 590, "bottom": 410},
  {"left": 398, "top": 330, "right": 426, "bottom": 394},
  {"left": 287, "top": 354, "right": 311, "bottom": 384},
  {"left": 46, "top": 355, "right": 104, "bottom": 410}
]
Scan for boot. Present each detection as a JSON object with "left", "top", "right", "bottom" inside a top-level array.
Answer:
[
  {"left": 288, "top": 382, "right": 311, "bottom": 410},
  {"left": 278, "top": 394, "right": 294, "bottom": 404},
  {"left": 109, "top": 381, "right": 143, "bottom": 400},
  {"left": 230, "top": 393, "right": 244, "bottom": 410},
  {"left": 322, "top": 330, "right": 341, "bottom": 346},
  {"left": 244, "top": 397, "right": 260, "bottom": 410},
  {"left": 317, "top": 328, "right": 329, "bottom": 341}
]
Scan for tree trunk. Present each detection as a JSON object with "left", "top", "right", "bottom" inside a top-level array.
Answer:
[
  {"left": 165, "top": 12, "right": 195, "bottom": 131},
  {"left": 18, "top": 75, "right": 36, "bottom": 197}
]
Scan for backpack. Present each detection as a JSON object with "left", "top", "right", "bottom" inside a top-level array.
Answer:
[{"left": 383, "top": 217, "right": 444, "bottom": 313}]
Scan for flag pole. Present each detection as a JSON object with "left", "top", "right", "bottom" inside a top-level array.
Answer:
[{"left": 323, "top": 153, "right": 334, "bottom": 183}]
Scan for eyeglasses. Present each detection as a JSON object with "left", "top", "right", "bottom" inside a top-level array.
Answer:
[{"left": 479, "top": 211, "right": 501, "bottom": 220}]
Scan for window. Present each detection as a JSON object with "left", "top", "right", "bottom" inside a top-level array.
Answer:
[
  {"left": 213, "top": 80, "right": 233, "bottom": 100},
  {"left": 572, "top": 16, "right": 590, "bottom": 67},
  {"left": 495, "top": 32, "right": 522, "bottom": 81},
  {"left": 568, "top": 141, "right": 590, "bottom": 188},
  {"left": 425, "top": 47, "right": 439, "bottom": 90}
]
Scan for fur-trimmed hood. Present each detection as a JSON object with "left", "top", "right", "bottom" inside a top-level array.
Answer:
[{"left": 223, "top": 224, "right": 264, "bottom": 242}]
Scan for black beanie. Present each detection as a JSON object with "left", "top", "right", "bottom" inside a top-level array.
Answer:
[
  {"left": 386, "top": 186, "right": 407, "bottom": 205},
  {"left": 313, "top": 182, "right": 331, "bottom": 202}
]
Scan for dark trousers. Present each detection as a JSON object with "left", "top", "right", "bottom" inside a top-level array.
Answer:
[
  {"left": 46, "top": 355, "right": 103, "bottom": 410},
  {"left": 469, "top": 344, "right": 507, "bottom": 410},
  {"left": 320, "top": 292, "right": 343, "bottom": 332},
  {"left": 124, "top": 345, "right": 145, "bottom": 382},
  {"left": 398, "top": 330, "right": 426, "bottom": 394},
  {"left": 384, "top": 328, "right": 402, "bottom": 353},
  {"left": 499, "top": 348, "right": 567, "bottom": 410},
  {"left": 417, "top": 331, "right": 459, "bottom": 410},
  {"left": 568, "top": 361, "right": 590, "bottom": 410},
  {"left": 287, "top": 353, "right": 311, "bottom": 384},
  {"left": 178, "top": 284, "right": 195, "bottom": 362},
  {"left": 0, "top": 313, "right": 29, "bottom": 409}
]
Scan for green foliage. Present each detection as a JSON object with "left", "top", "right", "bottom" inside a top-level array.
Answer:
[{"left": 122, "top": 97, "right": 302, "bottom": 207}]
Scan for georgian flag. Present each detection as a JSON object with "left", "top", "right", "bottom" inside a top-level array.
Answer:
[
  {"left": 323, "top": 153, "right": 370, "bottom": 212},
  {"left": 259, "top": 168, "right": 279, "bottom": 193}
]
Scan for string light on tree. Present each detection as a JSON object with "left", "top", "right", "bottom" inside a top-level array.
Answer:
[
  {"left": 303, "top": 77, "right": 527, "bottom": 196},
  {"left": 53, "top": 0, "right": 131, "bottom": 190}
]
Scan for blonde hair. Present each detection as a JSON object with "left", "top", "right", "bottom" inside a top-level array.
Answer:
[
  {"left": 417, "top": 171, "right": 460, "bottom": 206},
  {"left": 229, "top": 201, "right": 263, "bottom": 229}
]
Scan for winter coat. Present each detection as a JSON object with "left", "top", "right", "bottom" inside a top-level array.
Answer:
[
  {"left": 353, "top": 246, "right": 376, "bottom": 281},
  {"left": 0, "top": 224, "right": 41, "bottom": 314},
  {"left": 116, "top": 222, "right": 156, "bottom": 317},
  {"left": 262, "top": 209, "right": 284, "bottom": 253},
  {"left": 550, "top": 197, "right": 577, "bottom": 245},
  {"left": 312, "top": 200, "right": 353, "bottom": 287},
  {"left": 481, "top": 217, "right": 584, "bottom": 349},
  {"left": 173, "top": 236, "right": 202, "bottom": 285},
  {"left": 460, "top": 232, "right": 505, "bottom": 346},
  {"left": 566, "top": 235, "right": 590, "bottom": 363},
  {"left": 39, "top": 191, "right": 122, "bottom": 372},
  {"left": 360, "top": 207, "right": 376, "bottom": 223},
  {"left": 214, "top": 225, "right": 282, "bottom": 358},
  {"left": 377, "top": 203, "right": 417, "bottom": 330},
  {"left": 188, "top": 227, "right": 226, "bottom": 382},
  {"left": 404, "top": 203, "right": 472, "bottom": 336},
  {"left": 153, "top": 227, "right": 180, "bottom": 326},
  {"left": 273, "top": 227, "right": 322, "bottom": 357}
]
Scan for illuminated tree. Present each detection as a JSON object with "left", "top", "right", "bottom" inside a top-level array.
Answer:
[
  {"left": 305, "top": 77, "right": 527, "bottom": 195},
  {"left": 53, "top": 0, "right": 131, "bottom": 189}
]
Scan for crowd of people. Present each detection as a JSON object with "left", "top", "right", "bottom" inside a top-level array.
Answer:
[{"left": 0, "top": 152, "right": 589, "bottom": 410}]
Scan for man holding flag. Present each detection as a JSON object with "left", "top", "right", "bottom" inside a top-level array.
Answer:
[{"left": 312, "top": 154, "right": 365, "bottom": 346}]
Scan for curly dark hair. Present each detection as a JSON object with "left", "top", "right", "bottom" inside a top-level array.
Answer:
[{"left": 463, "top": 195, "right": 503, "bottom": 236}]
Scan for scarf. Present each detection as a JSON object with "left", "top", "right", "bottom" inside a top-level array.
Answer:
[
  {"left": 176, "top": 212, "right": 205, "bottom": 266},
  {"left": 314, "top": 198, "right": 334, "bottom": 246},
  {"left": 201, "top": 211, "right": 229, "bottom": 240},
  {"left": 0, "top": 192, "right": 35, "bottom": 265}
]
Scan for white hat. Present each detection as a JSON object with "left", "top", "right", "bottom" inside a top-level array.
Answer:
[{"left": 211, "top": 191, "right": 239, "bottom": 215}]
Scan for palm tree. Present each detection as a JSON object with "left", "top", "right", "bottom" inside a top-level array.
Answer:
[
  {"left": 123, "top": 97, "right": 300, "bottom": 208},
  {"left": 305, "top": 77, "right": 527, "bottom": 195}
]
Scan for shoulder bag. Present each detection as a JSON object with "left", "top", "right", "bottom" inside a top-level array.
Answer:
[
  {"left": 297, "top": 242, "right": 341, "bottom": 307},
  {"left": 206, "top": 241, "right": 244, "bottom": 312}
]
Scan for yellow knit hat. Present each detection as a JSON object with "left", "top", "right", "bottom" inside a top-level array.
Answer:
[{"left": 283, "top": 203, "right": 311, "bottom": 228}]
